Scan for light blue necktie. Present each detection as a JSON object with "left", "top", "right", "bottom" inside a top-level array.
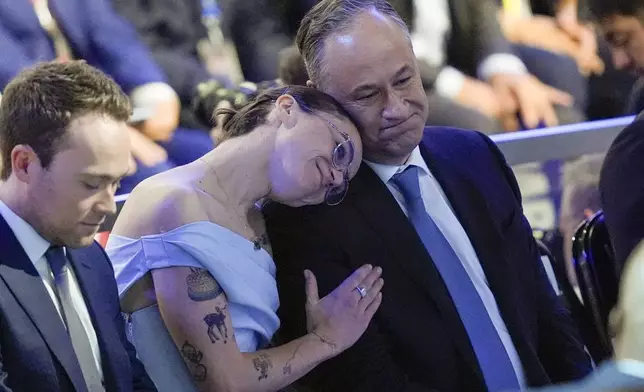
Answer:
[
  {"left": 47, "top": 247, "right": 105, "bottom": 392},
  {"left": 391, "top": 166, "right": 520, "bottom": 391}
]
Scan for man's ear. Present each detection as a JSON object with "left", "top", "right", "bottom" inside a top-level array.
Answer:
[
  {"left": 306, "top": 80, "right": 317, "bottom": 89},
  {"left": 10, "top": 145, "right": 39, "bottom": 184}
]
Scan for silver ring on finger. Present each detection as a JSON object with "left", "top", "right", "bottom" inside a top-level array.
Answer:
[{"left": 354, "top": 285, "right": 367, "bottom": 299}]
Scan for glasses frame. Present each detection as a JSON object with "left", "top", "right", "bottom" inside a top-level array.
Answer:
[{"left": 325, "top": 129, "right": 354, "bottom": 206}]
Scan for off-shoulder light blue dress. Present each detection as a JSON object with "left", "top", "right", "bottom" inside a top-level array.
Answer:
[{"left": 106, "top": 221, "right": 280, "bottom": 392}]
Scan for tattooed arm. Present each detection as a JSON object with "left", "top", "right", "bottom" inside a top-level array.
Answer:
[{"left": 151, "top": 265, "right": 382, "bottom": 392}]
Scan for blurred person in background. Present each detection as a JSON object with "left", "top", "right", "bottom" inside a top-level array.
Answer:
[
  {"left": 218, "top": 0, "right": 293, "bottom": 82},
  {"left": 529, "top": 240, "right": 644, "bottom": 392},
  {"left": 191, "top": 44, "right": 307, "bottom": 141},
  {"left": 111, "top": 0, "right": 240, "bottom": 129},
  {"left": 0, "top": 61, "right": 155, "bottom": 392},
  {"left": 588, "top": 0, "right": 644, "bottom": 272},
  {"left": 0, "top": 0, "right": 214, "bottom": 195},
  {"left": 278, "top": 45, "right": 310, "bottom": 87},
  {"left": 389, "top": 0, "right": 584, "bottom": 134},
  {"left": 558, "top": 154, "right": 604, "bottom": 284},
  {"left": 499, "top": 0, "right": 603, "bottom": 78},
  {"left": 500, "top": 0, "right": 638, "bottom": 120}
]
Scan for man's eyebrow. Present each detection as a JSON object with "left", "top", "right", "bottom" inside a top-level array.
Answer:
[
  {"left": 393, "top": 64, "right": 412, "bottom": 80},
  {"left": 348, "top": 64, "right": 413, "bottom": 96},
  {"left": 350, "top": 83, "right": 379, "bottom": 97}
]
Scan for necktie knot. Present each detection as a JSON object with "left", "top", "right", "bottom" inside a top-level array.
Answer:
[
  {"left": 391, "top": 165, "right": 423, "bottom": 204},
  {"left": 46, "top": 246, "right": 67, "bottom": 277}
]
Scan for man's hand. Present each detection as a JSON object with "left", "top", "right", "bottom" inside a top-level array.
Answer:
[
  {"left": 455, "top": 77, "right": 502, "bottom": 119},
  {"left": 490, "top": 74, "right": 573, "bottom": 131},
  {"left": 128, "top": 126, "right": 168, "bottom": 167},
  {"left": 564, "top": 24, "right": 604, "bottom": 76},
  {"left": 499, "top": 12, "right": 604, "bottom": 76},
  {"left": 556, "top": 5, "right": 604, "bottom": 76},
  {"left": 139, "top": 97, "right": 181, "bottom": 142}
]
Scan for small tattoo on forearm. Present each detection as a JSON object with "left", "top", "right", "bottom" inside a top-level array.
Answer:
[
  {"left": 186, "top": 268, "right": 224, "bottom": 301},
  {"left": 180, "top": 341, "right": 208, "bottom": 382},
  {"left": 312, "top": 332, "right": 337, "bottom": 350},
  {"left": 204, "top": 305, "right": 229, "bottom": 344},
  {"left": 252, "top": 354, "right": 273, "bottom": 381},
  {"left": 282, "top": 340, "right": 305, "bottom": 375}
]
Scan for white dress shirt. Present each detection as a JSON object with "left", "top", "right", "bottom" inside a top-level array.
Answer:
[
  {"left": 411, "top": 0, "right": 528, "bottom": 99},
  {"left": 365, "top": 147, "right": 526, "bottom": 388},
  {"left": 0, "top": 200, "right": 103, "bottom": 379}
]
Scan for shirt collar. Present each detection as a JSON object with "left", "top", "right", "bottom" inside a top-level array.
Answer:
[
  {"left": 364, "top": 146, "right": 432, "bottom": 184},
  {"left": 0, "top": 199, "right": 51, "bottom": 263}
]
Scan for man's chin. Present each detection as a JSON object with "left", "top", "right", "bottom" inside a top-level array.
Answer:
[
  {"left": 65, "top": 233, "right": 99, "bottom": 248},
  {"left": 386, "top": 126, "right": 423, "bottom": 151}
]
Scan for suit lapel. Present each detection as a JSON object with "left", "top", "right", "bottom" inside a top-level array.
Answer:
[
  {"left": 418, "top": 134, "right": 529, "bottom": 361},
  {"left": 0, "top": 216, "right": 88, "bottom": 392},
  {"left": 419, "top": 134, "right": 513, "bottom": 295},
  {"left": 67, "top": 246, "right": 118, "bottom": 390},
  {"left": 347, "top": 162, "right": 484, "bottom": 382}
]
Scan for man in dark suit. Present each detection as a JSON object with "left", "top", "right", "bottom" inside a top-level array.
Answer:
[
  {"left": 0, "top": 62, "right": 155, "bottom": 392},
  {"left": 263, "top": 1, "right": 593, "bottom": 391}
]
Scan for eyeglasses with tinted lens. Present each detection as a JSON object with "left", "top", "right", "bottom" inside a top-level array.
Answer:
[
  {"left": 325, "top": 171, "right": 349, "bottom": 206},
  {"left": 332, "top": 131, "right": 355, "bottom": 171},
  {"left": 325, "top": 131, "right": 354, "bottom": 206}
]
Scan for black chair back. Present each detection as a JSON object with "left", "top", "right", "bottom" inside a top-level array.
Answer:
[
  {"left": 537, "top": 236, "right": 611, "bottom": 364},
  {"left": 584, "top": 212, "right": 619, "bottom": 332},
  {"left": 571, "top": 211, "right": 615, "bottom": 362}
]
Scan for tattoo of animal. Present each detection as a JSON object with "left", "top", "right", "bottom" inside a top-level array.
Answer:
[
  {"left": 186, "top": 268, "right": 224, "bottom": 302},
  {"left": 204, "top": 305, "right": 229, "bottom": 344},
  {"left": 180, "top": 341, "right": 208, "bottom": 382},
  {"left": 252, "top": 354, "right": 273, "bottom": 381}
]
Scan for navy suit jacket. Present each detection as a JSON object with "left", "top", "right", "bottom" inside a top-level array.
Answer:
[
  {"left": 0, "top": 0, "right": 165, "bottom": 92},
  {"left": 599, "top": 112, "right": 644, "bottom": 270},
  {"left": 0, "top": 215, "right": 156, "bottom": 392},
  {"left": 264, "top": 127, "right": 593, "bottom": 391}
]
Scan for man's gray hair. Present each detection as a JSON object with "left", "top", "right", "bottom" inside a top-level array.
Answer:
[{"left": 296, "top": 0, "right": 409, "bottom": 86}]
